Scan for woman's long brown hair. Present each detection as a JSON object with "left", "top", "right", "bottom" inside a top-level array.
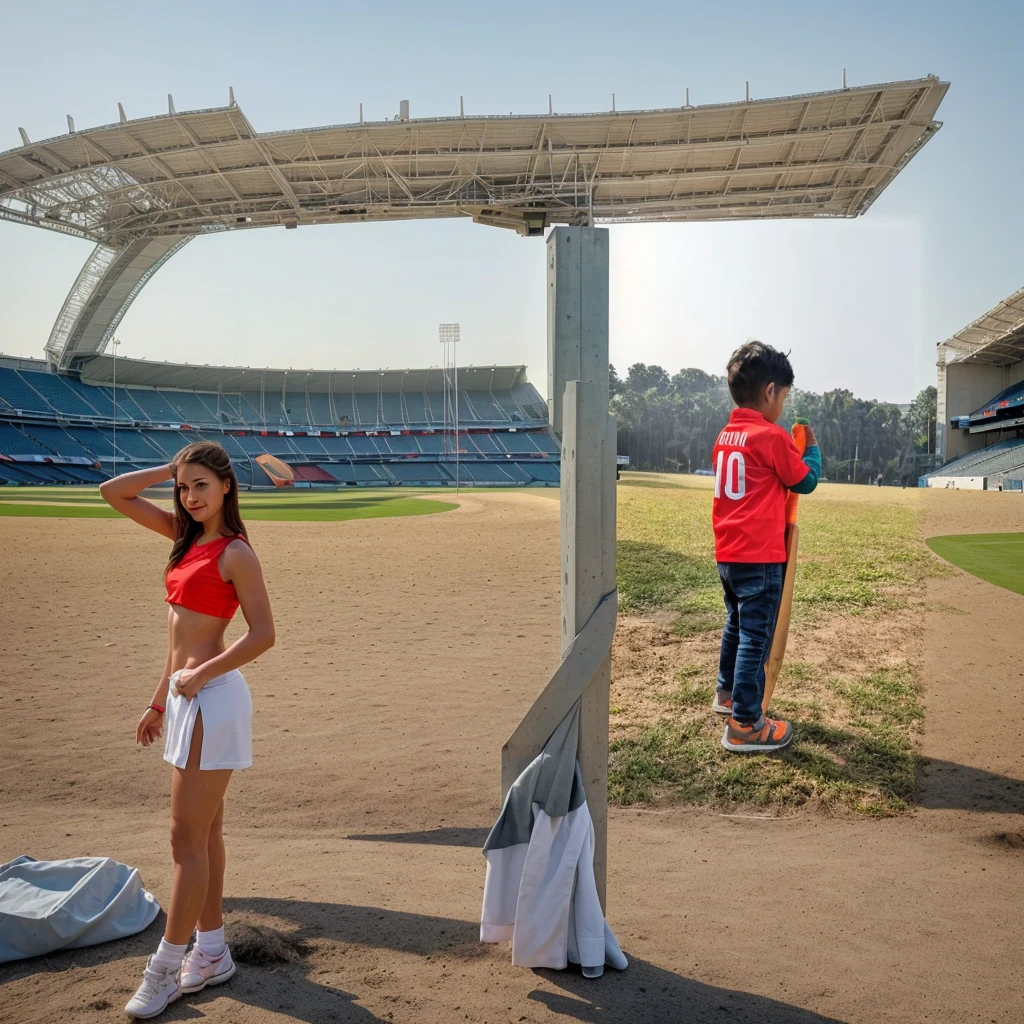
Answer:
[{"left": 166, "top": 441, "right": 248, "bottom": 574}]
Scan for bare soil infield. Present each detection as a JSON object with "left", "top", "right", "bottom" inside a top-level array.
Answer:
[{"left": 1, "top": 489, "right": 1021, "bottom": 1023}]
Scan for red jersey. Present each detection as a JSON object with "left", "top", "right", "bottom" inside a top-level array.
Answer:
[{"left": 711, "top": 408, "right": 809, "bottom": 563}]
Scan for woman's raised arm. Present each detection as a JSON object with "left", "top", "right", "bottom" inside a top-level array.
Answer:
[{"left": 98, "top": 464, "right": 177, "bottom": 540}]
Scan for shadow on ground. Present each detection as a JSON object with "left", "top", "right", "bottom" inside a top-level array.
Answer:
[
  {"left": 917, "top": 757, "right": 1024, "bottom": 814},
  {"left": 346, "top": 826, "right": 490, "bottom": 848},
  {"left": 532, "top": 962, "right": 850, "bottom": 1024},
  {"left": 0, "top": 898, "right": 854, "bottom": 1023}
]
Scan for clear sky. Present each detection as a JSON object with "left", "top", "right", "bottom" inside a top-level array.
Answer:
[{"left": 1, "top": 0, "right": 1020, "bottom": 404}]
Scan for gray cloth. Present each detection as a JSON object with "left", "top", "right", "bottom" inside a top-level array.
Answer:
[
  {"left": 484, "top": 701, "right": 585, "bottom": 855},
  {"left": 0, "top": 856, "right": 160, "bottom": 963}
]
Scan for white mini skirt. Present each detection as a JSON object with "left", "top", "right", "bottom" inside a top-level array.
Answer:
[{"left": 164, "top": 669, "right": 252, "bottom": 771}]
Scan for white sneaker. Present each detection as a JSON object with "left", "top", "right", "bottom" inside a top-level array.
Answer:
[
  {"left": 124, "top": 957, "right": 181, "bottom": 1019},
  {"left": 179, "top": 942, "right": 236, "bottom": 994}
]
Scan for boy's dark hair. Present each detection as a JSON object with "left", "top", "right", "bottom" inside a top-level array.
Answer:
[{"left": 726, "top": 341, "right": 794, "bottom": 405}]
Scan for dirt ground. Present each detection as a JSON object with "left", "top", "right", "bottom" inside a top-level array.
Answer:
[{"left": 1, "top": 488, "right": 1021, "bottom": 1024}]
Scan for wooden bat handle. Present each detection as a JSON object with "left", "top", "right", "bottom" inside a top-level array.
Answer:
[
  {"left": 762, "top": 421, "right": 809, "bottom": 713},
  {"left": 785, "top": 421, "right": 809, "bottom": 526}
]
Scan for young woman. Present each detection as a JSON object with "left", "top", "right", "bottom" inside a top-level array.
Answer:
[{"left": 99, "top": 441, "right": 275, "bottom": 1019}]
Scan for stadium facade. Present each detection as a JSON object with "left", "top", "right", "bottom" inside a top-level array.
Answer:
[
  {"left": 930, "top": 287, "right": 1024, "bottom": 489},
  {"left": 0, "top": 79, "right": 948, "bottom": 487}
]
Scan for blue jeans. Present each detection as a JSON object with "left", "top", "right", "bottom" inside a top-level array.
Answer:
[{"left": 716, "top": 563, "right": 785, "bottom": 723}]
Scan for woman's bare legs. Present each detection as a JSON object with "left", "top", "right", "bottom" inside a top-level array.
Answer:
[
  {"left": 197, "top": 798, "right": 226, "bottom": 932},
  {"left": 165, "top": 712, "right": 233, "bottom": 945}
]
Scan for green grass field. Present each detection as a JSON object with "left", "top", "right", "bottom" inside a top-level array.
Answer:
[
  {"left": 610, "top": 473, "right": 943, "bottom": 816},
  {"left": 926, "top": 532, "right": 1024, "bottom": 595},
  {"left": 0, "top": 486, "right": 457, "bottom": 522},
  {"left": 617, "top": 474, "right": 934, "bottom": 632}
]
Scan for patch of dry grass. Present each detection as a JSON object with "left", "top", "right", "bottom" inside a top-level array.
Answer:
[{"left": 610, "top": 474, "right": 944, "bottom": 815}]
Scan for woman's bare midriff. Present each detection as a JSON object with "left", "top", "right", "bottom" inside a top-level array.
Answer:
[{"left": 168, "top": 604, "right": 230, "bottom": 674}]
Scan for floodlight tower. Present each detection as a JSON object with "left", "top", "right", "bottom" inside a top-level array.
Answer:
[
  {"left": 111, "top": 337, "right": 121, "bottom": 478},
  {"left": 439, "top": 323, "right": 460, "bottom": 494}
]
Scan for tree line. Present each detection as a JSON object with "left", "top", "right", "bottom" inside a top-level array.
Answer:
[{"left": 611, "top": 363, "right": 937, "bottom": 484}]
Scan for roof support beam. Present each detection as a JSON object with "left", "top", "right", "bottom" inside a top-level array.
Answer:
[{"left": 248, "top": 137, "right": 302, "bottom": 212}]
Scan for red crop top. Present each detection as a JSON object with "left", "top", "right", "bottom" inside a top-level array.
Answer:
[{"left": 165, "top": 534, "right": 249, "bottom": 619}]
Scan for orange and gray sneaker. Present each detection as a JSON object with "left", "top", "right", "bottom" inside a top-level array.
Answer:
[
  {"left": 721, "top": 715, "right": 793, "bottom": 753},
  {"left": 712, "top": 690, "right": 734, "bottom": 717}
]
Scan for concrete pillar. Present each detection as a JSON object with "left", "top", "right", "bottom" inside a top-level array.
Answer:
[
  {"left": 501, "top": 225, "right": 617, "bottom": 910},
  {"left": 550, "top": 226, "right": 615, "bottom": 908},
  {"left": 547, "top": 227, "right": 610, "bottom": 437}
]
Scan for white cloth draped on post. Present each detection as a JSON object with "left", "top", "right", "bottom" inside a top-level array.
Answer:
[{"left": 480, "top": 702, "right": 628, "bottom": 977}]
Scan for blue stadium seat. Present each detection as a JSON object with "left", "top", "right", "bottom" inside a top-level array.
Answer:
[
  {"left": 205, "top": 433, "right": 250, "bottom": 460},
  {"left": 237, "top": 395, "right": 263, "bottom": 424},
  {"left": 256, "top": 435, "right": 295, "bottom": 455},
  {"left": 457, "top": 462, "right": 520, "bottom": 484},
  {"left": 161, "top": 391, "right": 219, "bottom": 424},
  {"left": 16, "top": 370, "right": 100, "bottom": 417},
  {"left": 127, "top": 390, "right": 182, "bottom": 423},
  {"left": 110, "top": 431, "right": 166, "bottom": 460},
  {"left": 0, "top": 368, "right": 53, "bottom": 413},
  {"left": 0, "top": 461, "right": 44, "bottom": 484},
  {"left": 414, "top": 434, "right": 444, "bottom": 456},
  {"left": 319, "top": 435, "right": 355, "bottom": 456},
  {"left": 289, "top": 436, "right": 330, "bottom": 456},
  {"left": 386, "top": 462, "right": 449, "bottom": 482},
  {"left": 931, "top": 438, "right": 1024, "bottom": 479},
  {"left": 144, "top": 431, "right": 191, "bottom": 458},
  {"left": 349, "top": 393, "right": 374, "bottom": 425},
  {"left": 0, "top": 423, "right": 54, "bottom": 456},
  {"left": 378, "top": 394, "right": 405, "bottom": 425},
  {"left": 235, "top": 435, "right": 269, "bottom": 456},
  {"left": 383, "top": 435, "right": 419, "bottom": 454},
  {"left": 463, "top": 433, "right": 497, "bottom": 454},
  {"left": 105, "top": 387, "right": 152, "bottom": 421},
  {"left": 348, "top": 436, "right": 377, "bottom": 455},
  {"left": 498, "top": 432, "right": 543, "bottom": 454},
  {"left": 66, "top": 377, "right": 114, "bottom": 415},
  {"left": 65, "top": 427, "right": 112, "bottom": 456},
  {"left": 21, "top": 425, "right": 96, "bottom": 459},
  {"left": 402, "top": 393, "right": 429, "bottom": 424},
  {"left": 306, "top": 393, "right": 334, "bottom": 426},
  {"left": 322, "top": 463, "right": 391, "bottom": 483},
  {"left": 527, "top": 462, "right": 561, "bottom": 483}
]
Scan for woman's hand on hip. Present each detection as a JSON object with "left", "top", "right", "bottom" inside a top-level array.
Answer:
[
  {"left": 172, "top": 667, "right": 207, "bottom": 701},
  {"left": 137, "top": 708, "right": 163, "bottom": 747}
]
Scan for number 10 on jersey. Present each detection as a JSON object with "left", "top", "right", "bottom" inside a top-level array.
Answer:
[{"left": 714, "top": 451, "right": 746, "bottom": 499}]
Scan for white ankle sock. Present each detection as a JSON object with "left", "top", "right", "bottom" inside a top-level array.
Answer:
[
  {"left": 151, "top": 938, "right": 188, "bottom": 974},
  {"left": 196, "top": 926, "right": 226, "bottom": 956}
]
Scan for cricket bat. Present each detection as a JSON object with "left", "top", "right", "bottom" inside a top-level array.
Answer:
[{"left": 761, "top": 420, "right": 809, "bottom": 714}]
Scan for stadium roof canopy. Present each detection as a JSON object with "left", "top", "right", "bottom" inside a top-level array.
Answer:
[
  {"left": 938, "top": 286, "right": 1024, "bottom": 367},
  {"left": 77, "top": 355, "right": 529, "bottom": 395},
  {"left": 0, "top": 77, "right": 948, "bottom": 376},
  {"left": 1, "top": 79, "right": 949, "bottom": 241}
]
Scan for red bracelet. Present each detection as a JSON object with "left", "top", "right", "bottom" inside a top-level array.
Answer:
[{"left": 148, "top": 703, "right": 166, "bottom": 715}]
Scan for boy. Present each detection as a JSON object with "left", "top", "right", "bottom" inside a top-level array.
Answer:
[{"left": 711, "top": 342, "right": 821, "bottom": 753}]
